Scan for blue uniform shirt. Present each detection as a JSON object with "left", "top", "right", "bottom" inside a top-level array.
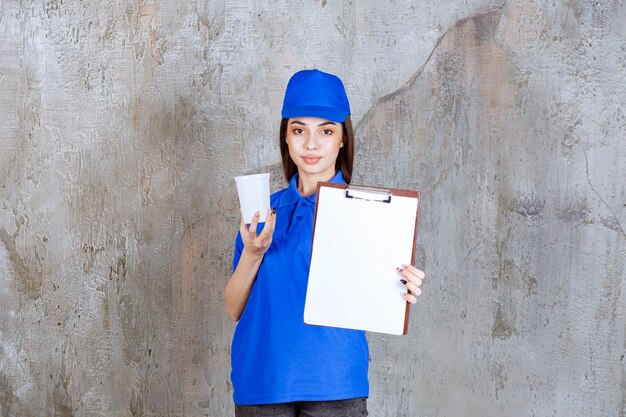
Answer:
[{"left": 231, "top": 171, "right": 369, "bottom": 405}]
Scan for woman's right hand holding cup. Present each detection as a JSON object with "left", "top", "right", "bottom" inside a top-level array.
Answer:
[{"left": 240, "top": 209, "right": 277, "bottom": 259}]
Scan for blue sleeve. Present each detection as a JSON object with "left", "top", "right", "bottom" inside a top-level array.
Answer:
[{"left": 232, "top": 231, "right": 244, "bottom": 271}]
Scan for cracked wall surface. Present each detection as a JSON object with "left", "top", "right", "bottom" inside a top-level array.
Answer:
[{"left": 1, "top": 0, "right": 624, "bottom": 416}]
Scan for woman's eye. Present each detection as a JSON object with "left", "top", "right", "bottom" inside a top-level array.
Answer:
[
  {"left": 293, "top": 128, "right": 304, "bottom": 134},
  {"left": 322, "top": 129, "right": 334, "bottom": 135}
]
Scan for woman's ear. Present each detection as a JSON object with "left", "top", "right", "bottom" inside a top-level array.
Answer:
[{"left": 340, "top": 142, "right": 344, "bottom": 148}]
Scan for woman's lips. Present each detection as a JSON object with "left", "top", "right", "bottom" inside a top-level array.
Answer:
[{"left": 302, "top": 156, "right": 322, "bottom": 164}]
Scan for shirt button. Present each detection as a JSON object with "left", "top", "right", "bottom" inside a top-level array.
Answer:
[
  {"left": 301, "top": 202, "right": 307, "bottom": 207},
  {"left": 296, "top": 215, "right": 302, "bottom": 220}
]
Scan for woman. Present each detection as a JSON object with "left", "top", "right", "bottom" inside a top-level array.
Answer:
[{"left": 224, "top": 69, "right": 426, "bottom": 417}]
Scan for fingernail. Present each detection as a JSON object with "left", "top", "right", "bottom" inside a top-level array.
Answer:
[
  {"left": 272, "top": 208, "right": 276, "bottom": 214},
  {"left": 397, "top": 267, "right": 404, "bottom": 272},
  {"left": 400, "top": 279, "right": 407, "bottom": 284}
]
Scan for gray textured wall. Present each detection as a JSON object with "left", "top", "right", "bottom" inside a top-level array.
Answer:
[{"left": 1, "top": 0, "right": 624, "bottom": 416}]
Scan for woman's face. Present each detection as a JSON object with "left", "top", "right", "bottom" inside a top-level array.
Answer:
[{"left": 285, "top": 117, "right": 344, "bottom": 180}]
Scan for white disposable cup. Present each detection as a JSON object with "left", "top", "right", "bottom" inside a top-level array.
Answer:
[{"left": 235, "top": 173, "right": 271, "bottom": 223}]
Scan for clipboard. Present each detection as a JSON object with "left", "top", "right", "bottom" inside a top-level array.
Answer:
[{"left": 303, "top": 182, "right": 420, "bottom": 335}]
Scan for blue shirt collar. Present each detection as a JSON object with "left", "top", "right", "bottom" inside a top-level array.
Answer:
[{"left": 276, "top": 171, "right": 346, "bottom": 208}]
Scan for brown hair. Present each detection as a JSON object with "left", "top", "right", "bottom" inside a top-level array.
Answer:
[{"left": 279, "top": 116, "right": 354, "bottom": 184}]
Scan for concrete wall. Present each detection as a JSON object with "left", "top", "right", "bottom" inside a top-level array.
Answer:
[{"left": 0, "top": 0, "right": 624, "bottom": 416}]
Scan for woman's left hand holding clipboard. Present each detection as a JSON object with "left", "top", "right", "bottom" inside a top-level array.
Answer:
[{"left": 397, "top": 264, "right": 426, "bottom": 304}]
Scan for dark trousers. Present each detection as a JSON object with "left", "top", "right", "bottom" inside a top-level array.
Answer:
[{"left": 235, "top": 397, "right": 368, "bottom": 417}]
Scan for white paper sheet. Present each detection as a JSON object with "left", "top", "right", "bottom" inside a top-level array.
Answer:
[{"left": 304, "top": 185, "right": 419, "bottom": 335}]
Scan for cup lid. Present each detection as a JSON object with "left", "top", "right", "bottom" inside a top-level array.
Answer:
[{"left": 234, "top": 173, "right": 270, "bottom": 181}]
